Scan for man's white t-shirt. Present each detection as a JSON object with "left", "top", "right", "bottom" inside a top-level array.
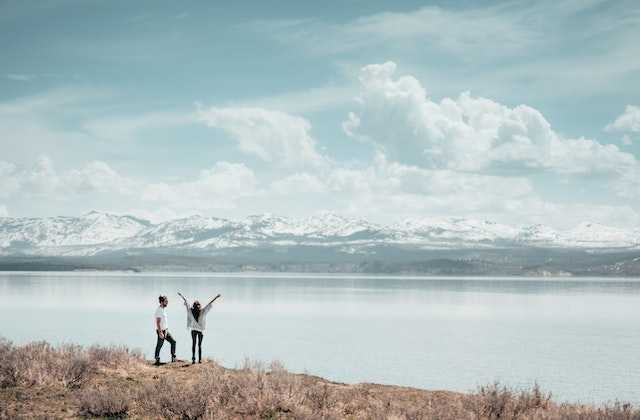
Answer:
[{"left": 154, "top": 306, "right": 168, "bottom": 330}]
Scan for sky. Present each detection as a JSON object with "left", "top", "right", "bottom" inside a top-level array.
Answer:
[{"left": 1, "top": 0, "right": 639, "bottom": 228}]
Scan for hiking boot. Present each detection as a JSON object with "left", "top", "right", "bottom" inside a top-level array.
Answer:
[
  {"left": 192, "top": 358, "right": 196, "bottom": 365},
  {"left": 154, "top": 358, "right": 161, "bottom": 366},
  {"left": 171, "top": 355, "right": 177, "bottom": 363}
]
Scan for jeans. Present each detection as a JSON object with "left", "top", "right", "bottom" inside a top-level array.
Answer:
[
  {"left": 154, "top": 329, "right": 176, "bottom": 361},
  {"left": 191, "top": 330, "right": 203, "bottom": 362}
]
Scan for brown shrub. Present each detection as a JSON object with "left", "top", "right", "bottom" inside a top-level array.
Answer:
[
  {"left": 0, "top": 338, "right": 142, "bottom": 389},
  {"left": 78, "top": 385, "right": 132, "bottom": 418},
  {"left": 551, "top": 401, "right": 640, "bottom": 420},
  {"left": 465, "top": 382, "right": 553, "bottom": 419},
  {"left": 0, "top": 340, "right": 91, "bottom": 388},
  {"left": 87, "top": 344, "right": 143, "bottom": 369},
  {"left": 137, "top": 376, "right": 210, "bottom": 420},
  {"left": 0, "top": 338, "right": 20, "bottom": 387}
]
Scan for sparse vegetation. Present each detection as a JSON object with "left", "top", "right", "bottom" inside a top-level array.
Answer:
[
  {"left": 1, "top": 338, "right": 640, "bottom": 419},
  {"left": 78, "top": 386, "right": 132, "bottom": 418},
  {"left": 0, "top": 339, "right": 92, "bottom": 389}
]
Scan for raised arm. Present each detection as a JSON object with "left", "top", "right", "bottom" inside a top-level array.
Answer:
[
  {"left": 205, "top": 294, "right": 221, "bottom": 309},
  {"left": 177, "top": 291, "right": 189, "bottom": 307}
]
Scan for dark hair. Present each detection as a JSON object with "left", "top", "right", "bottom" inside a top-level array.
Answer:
[
  {"left": 191, "top": 301, "right": 201, "bottom": 322},
  {"left": 158, "top": 295, "right": 167, "bottom": 304}
]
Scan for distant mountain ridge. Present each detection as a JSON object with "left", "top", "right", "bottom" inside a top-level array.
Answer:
[{"left": 0, "top": 211, "right": 638, "bottom": 257}]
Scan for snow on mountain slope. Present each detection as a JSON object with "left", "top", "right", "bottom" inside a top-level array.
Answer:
[
  {"left": 0, "top": 211, "right": 149, "bottom": 249},
  {"left": 126, "top": 215, "right": 240, "bottom": 248},
  {"left": 129, "top": 213, "right": 386, "bottom": 249},
  {"left": 392, "top": 217, "right": 519, "bottom": 244},
  {"left": 246, "top": 212, "right": 383, "bottom": 239},
  {"left": 558, "top": 222, "right": 639, "bottom": 248},
  {"left": 0, "top": 211, "right": 637, "bottom": 255},
  {"left": 515, "top": 224, "right": 561, "bottom": 245}
]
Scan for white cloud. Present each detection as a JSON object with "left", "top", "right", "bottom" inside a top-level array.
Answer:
[
  {"left": 265, "top": 151, "right": 536, "bottom": 224},
  {"left": 254, "top": 4, "right": 538, "bottom": 58},
  {"left": 0, "top": 157, "right": 135, "bottom": 198},
  {"left": 64, "top": 161, "right": 135, "bottom": 195},
  {"left": 0, "top": 87, "right": 109, "bottom": 116},
  {"left": 2, "top": 153, "right": 638, "bottom": 229},
  {"left": 0, "top": 88, "right": 114, "bottom": 164},
  {"left": 344, "top": 62, "right": 638, "bottom": 177},
  {"left": 142, "top": 162, "right": 257, "bottom": 211},
  {"left": 197, "top": 106, "right": 327, "bottom": 168},
  {"left": 254, "top": 1, "right": 639, "bottom": 99},
  {"left": 22, "top": 156, "right": 60, "bottom": 195},
  {"left": 616, "top": 165, "right": 640, "bottom": 199},
  {"left": 254, "top": 1, "right": 616, "bottom": 59},
  {"left": 606, "top": 105, "right": 640, "bottom": 144}
]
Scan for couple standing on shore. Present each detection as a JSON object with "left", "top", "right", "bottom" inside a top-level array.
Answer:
[{"left": 154, "top": 292, "right": 221, "bottom": 365}]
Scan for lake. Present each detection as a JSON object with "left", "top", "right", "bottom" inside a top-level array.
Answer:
[{"left": 1, "top": 271, "right": 639, "bottom": 404}]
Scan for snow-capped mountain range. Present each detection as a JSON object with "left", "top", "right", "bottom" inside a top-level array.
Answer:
[{"left": 0, "top": 211, "right": 638, "bottom": 256}]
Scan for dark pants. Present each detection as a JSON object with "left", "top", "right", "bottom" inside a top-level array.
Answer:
[
  {"left": 191, "top": 330, "right": 203, "bottom": 362},
  {"left": 154, "top": 330, "right": 176, "bottom": 361}
]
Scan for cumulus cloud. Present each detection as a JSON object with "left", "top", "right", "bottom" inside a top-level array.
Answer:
[
  {"left": 606, "top": 105, "right": 640, "bottom": 133},
  {"left": 142, "top": 162, "right": 257, "bottom": 211},
  {"left": 0, "top": 156, "right": 61, "bottom": 197},
  {"left": 197, "top": 106, "right": 327, "bottom": 168},
  {"left": 606, "top": 105, "right": 640, "bottom": 144},
  {"left": 65, "top": 161, "right": 135, "bottom": 195},
  {"left": 0, "top": 156, "right": 134, "bottom": 198},
  {"left": 344, "top": 62, "right": 638, "bottom": 178},
  {"left": 265, "top": 151, "right": 535, "bottom": 223}
]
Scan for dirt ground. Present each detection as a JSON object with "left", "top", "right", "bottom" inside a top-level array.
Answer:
[{"left": 0, "top": 358, "right": 464, "bottom": 419}]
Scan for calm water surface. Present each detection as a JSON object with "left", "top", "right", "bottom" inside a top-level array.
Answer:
[{"left": 1, "top": 271, "right": 639, "bottom": 404}]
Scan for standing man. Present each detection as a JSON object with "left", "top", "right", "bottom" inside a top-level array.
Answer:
[{"left": 154, "top": 295, "right": 177, "bottom": 365}]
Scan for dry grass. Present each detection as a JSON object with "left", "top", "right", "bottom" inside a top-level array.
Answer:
[
  {"left": 77, "top": 385, "right": 132, "bottom": 418},
  {"left": 1, "top": 338, "right": 640, "bottom": 419},
  {"left": 0, "top": 338, "right": 92, "bottom": 389},
  {"left": 86, "top": 344, "right": 143, "bottom": 369},
  {"left": 0, "top": 338, "right": 143, "bottom": 390}
]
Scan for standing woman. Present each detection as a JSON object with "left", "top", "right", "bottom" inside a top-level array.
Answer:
[{"left": 177, "top": 291, "right": 221, "bottom": 364}]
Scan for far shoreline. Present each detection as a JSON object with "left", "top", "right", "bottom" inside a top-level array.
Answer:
[{"left": 1, "top": 269, "right": 639, "bottom": 281}]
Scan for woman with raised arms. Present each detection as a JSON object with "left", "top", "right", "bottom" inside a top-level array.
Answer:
[{"left": 177, "top": 291, "right": 221, "bottom": 364}]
